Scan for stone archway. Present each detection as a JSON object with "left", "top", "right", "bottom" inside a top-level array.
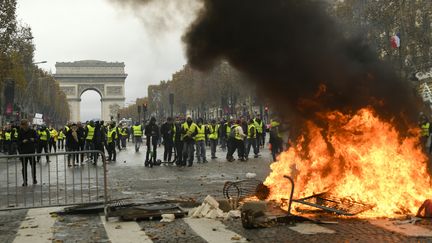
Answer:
[{"left": 54, "top": 60, "right": 127, "bottom": 122}]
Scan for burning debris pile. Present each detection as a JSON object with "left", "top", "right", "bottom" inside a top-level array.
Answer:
[{"left": 264, "top": 108, "right": 432, "bottom": 217}]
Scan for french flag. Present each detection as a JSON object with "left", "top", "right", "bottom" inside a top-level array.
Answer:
[{"left": 390, "top": 33, "right": 401, "bottom": 49}]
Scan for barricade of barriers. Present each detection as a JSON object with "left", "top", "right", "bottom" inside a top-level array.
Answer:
[{"left": 0, "top": 150, "right": 108, "bottom": 210}]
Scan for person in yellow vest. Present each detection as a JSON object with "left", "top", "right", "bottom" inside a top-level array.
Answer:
[
  {"left": 57, "top": 128, "right": 65, "bottom": 150},
  {"left": 10, "top": 125, "right": 19, "bottom": 155},
  {"left": 84, "top": 120, "right": 95, "bottom": 160},
  {"left": 246, "top": 119, "right": 259, "bottom": 160},
  {"left": 4, "top": 125, "right": 12, "bottom": 155},
  {"left": 107, "top": 122, "right": 117, "bottom": 162},
  {"left": 181, "top": 116, "right": 198, "bottom": 167},
  {"left": 269, "top": 118, "right": 283, "bottom": 162},
  {"left": 208, "top": 119, "right": 219, "bottom": 159},
  {"left": 226, "top": 120, "right": 246, "bottom": 162},
  {"left": 48, "top": 126, "right": 58, "bottom": 153},
  {"left": 120, "top": 123, "right": 128, "bottom": 149},
  {"left": 195, "top": 118, "right": 208, "bottom": 163},
  {"left": 132, "top": 121, "right": 143, "bottom": 152},
  {"left": 0, "top": 128, "right": 4, "bottom": 153},
  {"left": 37, "top": 125, "right": 51, "bottom": 163},
  {"left": 420, "top": 116, "right": 431, "bottom": 153},
  {"left": 254, "top": 116, "right": 265, "bottom": 149},
  {"left": 64, "top": 122, "right": 71, "bottom": 151}
]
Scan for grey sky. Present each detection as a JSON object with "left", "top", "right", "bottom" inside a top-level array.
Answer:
[{"left": 16, "top": 0, "right": 189, "bottom": 121}]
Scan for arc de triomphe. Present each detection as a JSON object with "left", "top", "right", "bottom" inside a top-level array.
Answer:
[{"left": 54, "top": 60, "right": 127, "bottom": 122}]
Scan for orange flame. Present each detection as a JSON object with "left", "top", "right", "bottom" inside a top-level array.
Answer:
[{"left": 264, "top": 108, "right": 432, "bottom": 217}]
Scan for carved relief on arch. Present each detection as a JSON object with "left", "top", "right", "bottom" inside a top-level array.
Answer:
[
  {"left": 106, "top": 86, "right": 123, "bottom": 96},
  {"left": 78, "top": 84, "right": 105, "bottom": 97},
  {"left": 60, "top": 86, "right": 76, "bottom": 96}
]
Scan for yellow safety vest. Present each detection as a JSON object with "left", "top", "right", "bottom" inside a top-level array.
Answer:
[
  {"left": 271, "top": 121, "right": 282, "bottom": 138},
  {"left": 254, "top": 119, "right": 263, "bottom": 134},
  {"left": 13, "top": 128, "right": 18, "bottom": 139},
  {"left": 248, "top": 124, "right": 257, "bottom": 139},
  {"left": 65, "top": 125, "right": 70, "bottom": 132},
  {"left": 38, "top": 130, "right": 49, "bottom": 141},
  {"left": 133, "top": 125, "right": 143, "bottom": 136},
  {"left": 208, "top": 124, "right": 219, "bottom": 140},
  {"left": 50, "top": 129, "right": 58, "bottom": 141},
  {"left": 422, "top": 123, "right": 430, "bottom": 137},
  {"left": 181, "top": 122, "right": 197, "bottom": 140},
  {"left": 58, "top": 131, "right": 65, "bottom": 140},
  {"left": 231, "top": 125, "right": 243, "bottom": 141},
  {"left": 86, "top": 125, "right": 95, "bottom": 140},
  {"left": 226, "top": 123, "right": 231, "bottom": 137},
  {"left": 107, "top": 128, "right": 116, "bottom": 143},
  {"left": 5, "top": 132, "right": 11, "bottom": 141},
  {"left": 195, "top": 125, "right": 206, "bottom": 141}
]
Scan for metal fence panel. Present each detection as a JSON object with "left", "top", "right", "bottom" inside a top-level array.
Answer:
[{"left": 0, "top": 150, "right": 108, "bottom": 210}]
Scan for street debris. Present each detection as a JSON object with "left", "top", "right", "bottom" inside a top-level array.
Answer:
[
  {"left": 245, "top": 173, "right": 256, "bottom": 179},
  {"left": 188, "top": 195, "right": 225, "bottom": 219},
  {"left": 160, "top": 214, "right": 175, "bottom": 222}
]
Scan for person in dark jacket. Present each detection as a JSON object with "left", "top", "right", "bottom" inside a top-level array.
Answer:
[
  {"left": 66, "top": 123, "right": 80, "bottom": 166},
  {"left": 161, "top": 117, "right": 175, "bottom": 163},
  {"left": 77, "top": 122, "right": 86, "bottom": 163},
  {"left": 17, "top": 119, "right": 38, "bottom": 186},
  {"left": 145, "top": 117, "right": 160, "bottom": 167},
  {"left": 93, "top": 121, "right": 104, "bottom": 165}
]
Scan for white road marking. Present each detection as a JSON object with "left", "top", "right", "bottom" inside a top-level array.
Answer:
[
  {"left": 183, "top": 218, "right": 247, "bottom": 243},
  {"left": 13, "top": 207, "right": 62, "bottom": 243},
  {"left": 289, "top": 223, "right": 335, "bottom": 234},
  {"left": 101, "top": 215, "right": 153, "bottom": 243},
  {"left": 370, "top": 219, "right": 432, "bottom": 237}
]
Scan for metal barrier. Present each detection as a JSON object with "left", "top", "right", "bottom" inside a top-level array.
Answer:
[{"left": 0, "top": 150, "right": 108, "bottom": 210}]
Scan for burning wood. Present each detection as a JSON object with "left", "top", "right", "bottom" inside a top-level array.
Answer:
[{"left": 264, "top": 108, "right": 431, "bottom": 218}]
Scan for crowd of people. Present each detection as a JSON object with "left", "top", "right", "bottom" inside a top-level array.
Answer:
[{"left": 0, "top": 115, "right": 285, "bottom": 186}]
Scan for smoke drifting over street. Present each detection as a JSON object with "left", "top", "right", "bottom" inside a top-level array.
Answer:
[
  {"left": 183, "top": 0, "right": 420, "bottom": 128},
  {"left": 109, "top": 0, "right": 200, "bottom": 35},
  {"left": 112, "top": 0, "right": 421, "bottom": 129}
]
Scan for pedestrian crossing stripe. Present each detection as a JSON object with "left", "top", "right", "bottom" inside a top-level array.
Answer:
[
  {"left": 183, "top": 218, "right": 248, "bottom": 243},
  {"left": 13, "top": 207, "right": 62, "bottom": 243},
  {"left": 101, "top": 215, "right": 153, "bottom": 243}
]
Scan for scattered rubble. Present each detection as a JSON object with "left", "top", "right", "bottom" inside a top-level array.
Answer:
[{"left": 160, "top": 214, "right": 175, "bottom": 222}]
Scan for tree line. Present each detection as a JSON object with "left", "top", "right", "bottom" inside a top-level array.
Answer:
[{"left": 0, "top": 0, "right": 69, "bottom": 125}]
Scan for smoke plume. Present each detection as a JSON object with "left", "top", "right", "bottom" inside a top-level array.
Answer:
[
  {"left": 183, "top": 0, "right": 421, "bottom": 129},
  {"left": 108, "top": 0, "right": 200, "bottom": 35}
]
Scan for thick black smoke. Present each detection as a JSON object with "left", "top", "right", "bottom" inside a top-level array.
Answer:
[{"left": 183, "top": 0, "right": 421, "bottom": 130}]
